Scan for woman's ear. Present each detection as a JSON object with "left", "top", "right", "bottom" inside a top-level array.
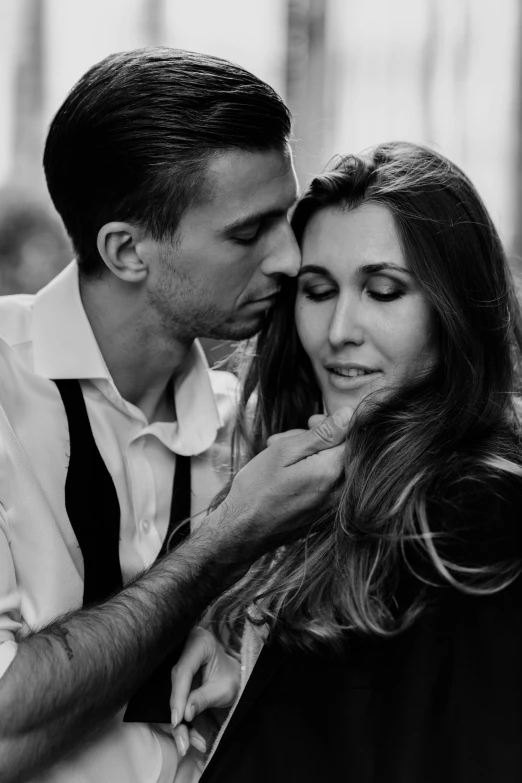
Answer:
[{"left": 96, "top": 222, "right": 148, "bottom": 283}]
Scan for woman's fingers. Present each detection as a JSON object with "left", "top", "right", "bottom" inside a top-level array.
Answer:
[
  {"left": 188, "top": 726, "right": 207, "bottom": 754},
  {"left": 184, "top": 655, "right": 239, "bottom": 720},
  {"left": 172, "top": 721, "right": 190, "bottom": 758},
  {"left": 170, "top": 627, "right": 212, "bottom": 729}
]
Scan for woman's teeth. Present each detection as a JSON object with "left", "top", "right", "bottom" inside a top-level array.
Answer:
[{"left": 332, "top": 368, "right": 372, "bottom": 377}]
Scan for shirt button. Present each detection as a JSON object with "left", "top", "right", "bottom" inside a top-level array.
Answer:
[{"left": 141, "top": 519, "right": 151, "bottom": 534}]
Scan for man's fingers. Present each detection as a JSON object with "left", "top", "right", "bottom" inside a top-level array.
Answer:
[
  {"left": 266, "top": 429, "right": 307, "bottom": 447},
  {"left": 307, "top": 413, "right": 327, "bottom": 429},
  {"left": 282, "top": 406, "right": 353, "bottom": 462}
]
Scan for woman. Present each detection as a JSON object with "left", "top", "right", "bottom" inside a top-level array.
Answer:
[{"left": 175, "top": 141, "right": 522, "bottom": 782}]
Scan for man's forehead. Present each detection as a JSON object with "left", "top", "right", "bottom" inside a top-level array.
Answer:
[{"left": 204, "top": 147, "right": 298, "bottom": 212}]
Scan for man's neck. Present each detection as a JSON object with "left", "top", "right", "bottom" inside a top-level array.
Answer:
[{"left": 79, "top": 276, "right": 192, "bottom": 423}]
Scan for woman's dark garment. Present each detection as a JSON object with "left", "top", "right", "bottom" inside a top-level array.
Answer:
[{"left": 202, "top": 475, "right": 522, "bottom": 783}]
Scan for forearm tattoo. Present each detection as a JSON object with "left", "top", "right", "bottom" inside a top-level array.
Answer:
[{"left": 48, "top": 624, "right": 74, "bottom": 661}]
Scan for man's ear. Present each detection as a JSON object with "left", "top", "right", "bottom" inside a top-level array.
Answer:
[{"left": 97, "top": 222, "right": 148, "bottom": 283}]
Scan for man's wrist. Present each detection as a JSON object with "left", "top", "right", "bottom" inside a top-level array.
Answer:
[{"left": 185, "top": 502, "right": 260, "bottom": 587}]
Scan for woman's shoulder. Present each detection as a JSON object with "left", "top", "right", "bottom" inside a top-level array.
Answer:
[
  {"left": 421, "top": 454, "right": 522, "bottom": 585},
  {"left": 430, "top": 450, "right": 521, "bottom": 529}
]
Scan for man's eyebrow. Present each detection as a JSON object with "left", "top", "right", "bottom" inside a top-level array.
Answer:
[
  {"left": 298, "top": 262, "right": 412, "bottom": 277},
  {"left": 221, "top": 201, "right": 298, "bottom": 235}
]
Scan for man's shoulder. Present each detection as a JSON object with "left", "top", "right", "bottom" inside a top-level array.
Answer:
[
  {"left": 0, "top": 335, "right": 53, "bottom": 423},
  {"left": 0, "top": 293, "right": 36, "bottom": 350}
]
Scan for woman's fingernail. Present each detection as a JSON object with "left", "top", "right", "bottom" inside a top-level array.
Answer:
[
  {"left": 185, "top": 704, "right": 194, "bottom": 722},
  {"left": 171, "top": 709, "right": 178, "bottom": 728},
  {"left": 176, "top": 734, "right": 187, "bottom": 757},
  {"left": 191, "top": 736, "right": 207, "bottom": 754}
]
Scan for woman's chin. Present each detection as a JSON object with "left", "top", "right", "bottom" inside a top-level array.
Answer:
[
  {"left": 323, "top": 384, "right": 389, "bottom": 417},
  {"left": 323, "top": 391, "right": 366, "bottom": 417}
]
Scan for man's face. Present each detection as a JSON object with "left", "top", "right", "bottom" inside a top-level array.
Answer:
[{"left": 142, "top": 147, "right": 300, "bottom": 343}]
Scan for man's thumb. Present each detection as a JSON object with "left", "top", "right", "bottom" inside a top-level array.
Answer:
[{"left": 286, "top": 406, "right": 353, "bottom": 460}]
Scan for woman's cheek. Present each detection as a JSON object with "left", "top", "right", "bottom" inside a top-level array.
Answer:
[{"left": 296, "top": 304, "right": 323, "bottom": 360}]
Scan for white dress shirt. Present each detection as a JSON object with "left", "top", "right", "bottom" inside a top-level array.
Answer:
[{"left": 0, "top": 262, "right": 238, "bottom": 783}]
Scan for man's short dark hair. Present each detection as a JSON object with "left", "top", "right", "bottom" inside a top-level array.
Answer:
[{"left": 43, "top": 48, "right": 292, "bottom": 277}]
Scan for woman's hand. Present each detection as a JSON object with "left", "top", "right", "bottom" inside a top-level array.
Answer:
[{"left": 170, "top": 627, "right": 240, "bottom": 758}]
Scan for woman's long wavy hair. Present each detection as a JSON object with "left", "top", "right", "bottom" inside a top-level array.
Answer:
[{"left": 212, "top": 141, "right": 522, "bottom": 652}]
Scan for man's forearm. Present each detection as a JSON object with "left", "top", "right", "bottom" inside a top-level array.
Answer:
[{"left": 0, "top": 522, "right": 241, "bottom": 783}]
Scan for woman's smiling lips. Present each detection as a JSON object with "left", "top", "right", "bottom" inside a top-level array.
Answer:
[{"left": 324, "top": 362, "right": 382, "bottom": 391}]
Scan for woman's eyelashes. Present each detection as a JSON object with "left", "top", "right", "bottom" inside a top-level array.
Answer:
[
  {"left": 367, "top": 287, "right": 405, "bottom": 302},
  {"left": 300, "top": 278, "right": 406, "bottom": 303},
  {"left": 302, "top": 285, "right": 336, "bottom": 301}
]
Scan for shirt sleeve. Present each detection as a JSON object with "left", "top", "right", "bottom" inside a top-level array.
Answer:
[{"left": 0, "top": 502, "right": 21, "bottom": 677}]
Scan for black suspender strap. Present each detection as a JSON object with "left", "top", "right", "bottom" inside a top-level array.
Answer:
[
  {"left": 54, "top": 378, "right": 123, "bottom": 605},
  {"left": 54, "top": 378, "right": 192, "bottom": 723},
  {"left": 158, "top": 443, "right": 192, "bottom": 557}
]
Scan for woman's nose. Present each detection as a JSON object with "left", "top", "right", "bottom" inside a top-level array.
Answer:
[{"left": 328, "top": 295, "right": 364, "bottom": 348}]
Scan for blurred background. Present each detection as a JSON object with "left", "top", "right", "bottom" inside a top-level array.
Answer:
[{"left": 0, "top": 0, "right": 520, "bottom": 362}]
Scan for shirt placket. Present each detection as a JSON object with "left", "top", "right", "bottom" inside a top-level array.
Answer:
[{"left": 128, "top": 433, "right": 162, "bottom": 569}]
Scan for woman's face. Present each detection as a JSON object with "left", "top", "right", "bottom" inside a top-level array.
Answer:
[{"left": 295, "top": 203, "right": 437, "bottom": 415}]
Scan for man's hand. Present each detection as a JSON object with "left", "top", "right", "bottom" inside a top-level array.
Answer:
[
  {"left": 200, "top": 406, "right": 353, "bottom": 567},
  {"left": 170, "top": 627, "right": 239, "bottom": 757},
  {"left": 265, "top": 412, "right": 329, "bottom": 446},
  {"left": 0, "top": 406, "right": 352, "bottom": 782}
]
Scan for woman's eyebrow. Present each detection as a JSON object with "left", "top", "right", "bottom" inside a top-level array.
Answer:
[
  {"left": 298, "top": 264, "right": 333, "bottom": 277},
  {"left": 298, "top": 262, "right": 411, "bottom": 277},
  {"left": 357, "top": 262, "right": 412, "bottom": 275}
]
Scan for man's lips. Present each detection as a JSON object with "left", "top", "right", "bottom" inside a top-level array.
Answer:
[{"left": 246, "top": 291, "right": 280, "bottom": 305}]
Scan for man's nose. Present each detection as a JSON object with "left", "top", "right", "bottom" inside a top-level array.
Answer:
[
  {"left": 260, "top": 221, "right": 301, "bottom": 278},
  {"left": 328, "top": 295, "right": 364, "bottom": 348}
]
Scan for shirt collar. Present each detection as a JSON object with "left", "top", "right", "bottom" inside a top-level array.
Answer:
[
  {"left": 33, "top": 260, "right": 110, "bottom": 380},
  {"left": 33, "top": 260, "right": 223, "bottom": 455}
]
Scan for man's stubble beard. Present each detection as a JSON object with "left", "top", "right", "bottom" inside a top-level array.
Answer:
[
  {"left": 153, "top": 290, "right": 269, "bottom": 343},
  {"left": 150, "top": 262, "right": 272, "bottom": 342}
]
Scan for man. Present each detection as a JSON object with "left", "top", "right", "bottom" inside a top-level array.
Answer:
[{"left": 0, "top": 48, "right": 350, "bottom": 782}]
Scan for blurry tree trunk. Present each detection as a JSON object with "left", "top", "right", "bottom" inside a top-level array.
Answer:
[
  {"left": 421, "top": 0, "right": 438, "bottom": 142},
  {"left": 142, "top": 0, "right": 167, "bottom": 46},
  {"left": 12, "top": 0, "right": 45, "bottom": 190},
  {"left": 285, "top": 0, "right": 328, "bottom": 187},
  {"left": 512, "top": 1, "right": 522, "bottom": 269}
]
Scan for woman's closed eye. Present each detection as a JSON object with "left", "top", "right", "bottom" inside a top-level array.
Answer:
[
  {"left": 302, "top": 285, "right": 337, "bottom": 301},
  {"left": 366, "top": 286, "right": 405, "bottom": 302},
  {"left": 301, "top": 284, "right": 405, "bottom": 303},
  {"left": 366, "top": 275, "right": 406, "bottom": 302}
]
